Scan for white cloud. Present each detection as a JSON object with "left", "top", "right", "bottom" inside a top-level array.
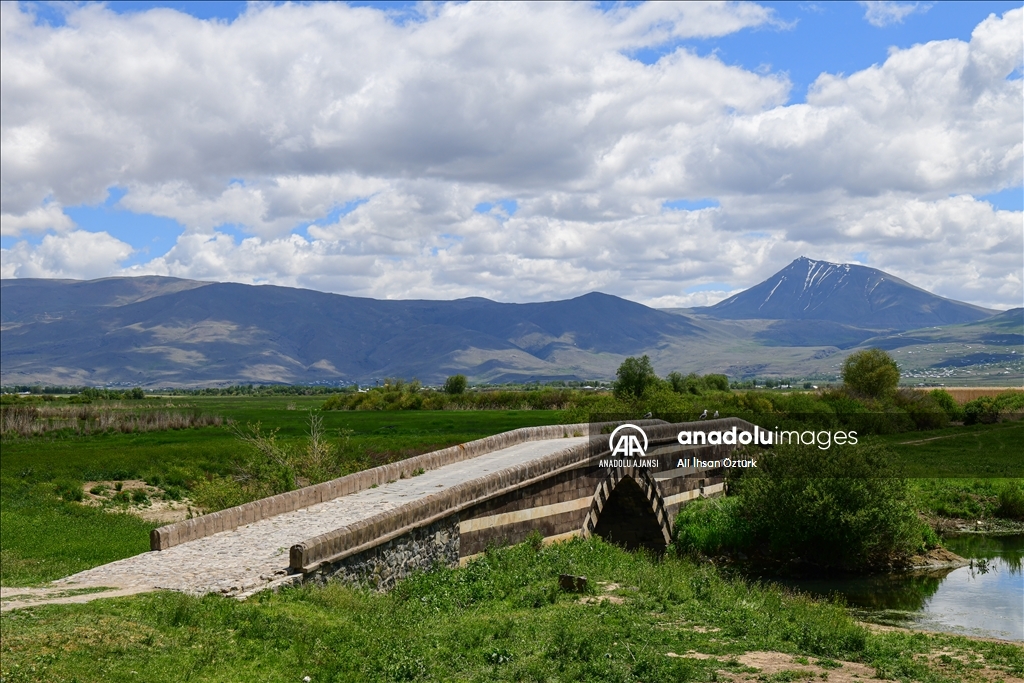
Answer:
[
  {"left": 859, "top": 2, "right": 930, "bottom": 28},
  {"left": 0, "top": 3, "right": 1021, "bottom": 309},
  {"left": 1, "top": 230, "right": 132, "bottom": 279},
  {"left": 1, "top": 201, "right": 74, "bottom": 236}
]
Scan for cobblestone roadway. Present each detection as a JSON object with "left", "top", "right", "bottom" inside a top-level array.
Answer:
[{"left": 51, "top": 437, "right": 587, "bottom": 598}]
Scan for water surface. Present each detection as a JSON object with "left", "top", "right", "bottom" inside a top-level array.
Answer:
[{"left": 776, "top": 534, "right": 1023, "bottom": 641}]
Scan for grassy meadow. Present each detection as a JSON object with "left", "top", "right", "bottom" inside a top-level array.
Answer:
[
  {"left": 3, "top": 537, "right": 1023, "bottom": 683},
  {"left": 0, "top": 397, "right": 563, "bottom": 585},
  {"left": 2, "top": 390, "right": 1022, "bottom": 681}
]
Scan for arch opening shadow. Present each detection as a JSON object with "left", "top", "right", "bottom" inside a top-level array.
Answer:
[{"left": 592, "top": 476, "right": 667, "bottom": 553}]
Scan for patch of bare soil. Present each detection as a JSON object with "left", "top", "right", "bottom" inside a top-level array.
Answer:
[
  {"left": 82, "top": 479, "right": 202, "bottom": 524},
  {"left": 920, "top": 646, "right": 1024, "bottom": 683},
  {"left": 662, "top": 651, "right": 874, "bottom": 682},
  {"left": 0, "top": 586, "right": 153, "bottom": 612},
  {"left": 580, "top": 581, "right": 626, "bottom": 605}
]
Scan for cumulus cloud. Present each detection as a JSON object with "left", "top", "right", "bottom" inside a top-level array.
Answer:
[
  {"left": 1, "top": 230, "right": 132, "bottom": 279},
  {"left": 1, "top": 201, "right": 73, "bottom": 236},
  {"left": 0, "top": 2, "right": 1021, "bottom": 308}
]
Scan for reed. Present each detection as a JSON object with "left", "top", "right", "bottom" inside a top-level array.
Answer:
[
  {"left": 0, "top": 405, "right": 222, "bottom": 438},
  {"left": 930, "top": 387, "right": 1024, "bottom": 404}
]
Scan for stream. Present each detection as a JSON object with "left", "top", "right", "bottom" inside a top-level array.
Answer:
[{"left": 775, "top": 534, "right": 1023, "bottom": 641}]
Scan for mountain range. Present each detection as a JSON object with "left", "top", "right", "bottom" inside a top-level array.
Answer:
[{"left": 2, "top": 258, "right": 1021, "bottom": 387}]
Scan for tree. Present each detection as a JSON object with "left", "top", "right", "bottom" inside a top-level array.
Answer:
[
  {"left": 614, "top": 355, "right": 658, "bottom": 400},
  {"left": 842, "top": 348, "right": 900, "bottom": 398},
  {"left": 443, "top": 374, "right": 467, "bottom": 395},
  {"left": 703, "top": 374, "right": 729, "bottom": 391}
]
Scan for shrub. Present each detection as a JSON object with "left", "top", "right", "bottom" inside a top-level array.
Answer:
[
  {"left": 994, "top": 389, "right": 1024, "bottom": 411},
  {"left": 191, "top": 475, "right": 247, "bottom": 512},
  {"left": 894, "top": 389, "right": 948, "bottom": 431},
  {"left": 666, "top": 372, "right": 730, "bottom": 396},
  {"left": 53, "top": 479, "right": 84, "bottom": 502},
  {"left": 703, "top": 374, "right": 730, "bottom": 391},
  {"left": 731, "top": 442, "right": 927, "bottom": 571},
  {"left": 841, "top": 349, "right": 900, "bottom": 398},
  {"left": 163, "top": 485, "right": 185, "bottom": 501},
  {"left": 996, "top": 481, "right": 1024, "bottom": 519},
  {"left": 964, "top": 397, "right": 1000, "bottom": 425},
  {"left": 673, "top": 443, "right": 934, "bottom": 571},
  {"left": 131, "top": 489, "right": 150, "bottom": 505},
  {"left": 817, "top": 389, "right": 868, "bottom": 422},
  {"left": 928, "top": 389, "right": 964, "bottom": 421}
]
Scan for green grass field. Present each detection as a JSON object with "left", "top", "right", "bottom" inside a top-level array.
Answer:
[
  {"left": 868, "top": 421, "right": 1024, "bottom": 520},
  {"left": 2, "top": 537, "right": 1021, "bottom": 683},
  {"left": 0, "top": 400, "right": 565, "bottom": 586},
  {"left": 870, "top": 420, "right": 1024, "bottom": 478}
]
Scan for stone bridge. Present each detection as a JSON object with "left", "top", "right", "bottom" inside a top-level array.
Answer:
[{"left": 48, "top": 418, "right": 754, "bottom": 600}]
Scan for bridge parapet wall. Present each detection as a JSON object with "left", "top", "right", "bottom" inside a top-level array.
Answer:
[
  {"left": 289, "top": 438, "right": 594, "bottom": 572},
  {"left": 151, "top": 423, "right": 593, "bottom": 551}
]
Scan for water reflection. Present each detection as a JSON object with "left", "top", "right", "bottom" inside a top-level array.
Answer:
[
  {"left": 771, "top": 534, "right": 1024, "bottom": 641},
  {"left": 944, "top": 533, "right": 1024, "bottom": 573}
]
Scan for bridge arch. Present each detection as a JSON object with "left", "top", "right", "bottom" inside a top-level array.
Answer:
[{"left": 582, "top": 469, "right": 671, "bottom": 552}]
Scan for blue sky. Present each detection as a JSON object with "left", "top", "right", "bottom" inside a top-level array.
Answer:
[{"left": 2, "top": 1, "right": 1021, "bottom": 308}]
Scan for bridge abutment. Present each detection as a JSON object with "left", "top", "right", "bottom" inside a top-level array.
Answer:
[{"left": 308, "top": 515, "right": 461, "bottom": 591}]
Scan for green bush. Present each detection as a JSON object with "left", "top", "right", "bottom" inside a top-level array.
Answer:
[
  {"left": 928, "top": 389, "right": 964, "bottom": 421},
  {"left": 667, "top": 372, "right": 729, "bottom": 395},
  {"left": 894, "top": 389, "right": 949, "bottom": 431},
  {"left": 53, "top": 479, "right": 84, "bottom": 502},
  {"left": 964, "top": 397, "right": 999, "bottom": 425},
  {"left": 163, "top": 484, "right": 185, "bottom": 501},
  {"left": 131, "top": 489, "right": 150, "bottom": 505},
  {"left": 737, "top": 441, "right": 928, "bottom": 570},
  {"left": 994, "top": 389, "right": 1024, "bottom": 411},
  {"left": 841, "top": 348, "right": 900, "bottom": 398},
  {"left": 996, "top": 481, "right": 1024, "bottom": 519},
  {"left": 679, "top": 442, "right": 931, "bottom": 572},
  {"left": 191, "top": 474, "right": 247, "bottom": 511}
]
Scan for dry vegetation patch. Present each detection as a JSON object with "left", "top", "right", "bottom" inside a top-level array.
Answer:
[
  {"left": 1, "top": 404, "right": 222, "bottom": 437},
  {"left": 935, "top": 388, "right": 1024, "bottom": 404},
  {"left": 82, "top": 479, "right": 201, "bottom": 524}
]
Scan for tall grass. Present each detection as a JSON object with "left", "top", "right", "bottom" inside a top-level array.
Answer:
[
  {"left": 934, "top": 387, "right": 1024, "bottom": 404},
  {"left": 0, "top": 405, "right": 222, "bottom": 437}
]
